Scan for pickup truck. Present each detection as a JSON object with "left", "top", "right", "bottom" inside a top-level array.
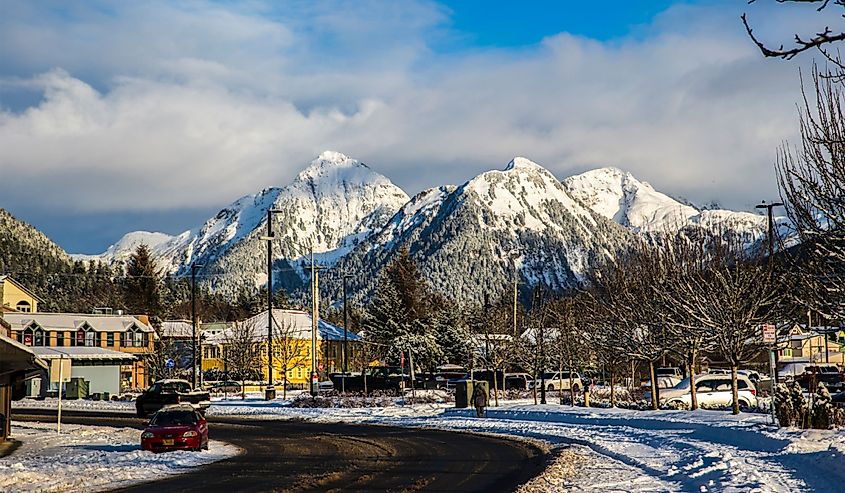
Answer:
[
  {"left": 135, "top": 379, "right": 211, "bottom": 418},
  {"left": 330, "top": 366, "right": 413, "bottom": 393},
  {"left": 793, "top": 365, "right": 845, "bottom": 392}
]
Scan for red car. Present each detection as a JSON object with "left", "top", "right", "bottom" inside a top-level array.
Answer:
[{"left": 141, "top": 405, "right": 209, "bottom": 452}]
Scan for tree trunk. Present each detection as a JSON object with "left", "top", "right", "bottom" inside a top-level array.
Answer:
[
  {"left": 569, "top": 371, "right": 575, "bottom": 407},
  {"left": 731, "top": 364, "right": 740, "bottom": 415},
  {"left": 610, "top": 369, "right": 616, "bottom": 408},
  {"left": 688, "top": 351, "right": 698, "bottom": 411},
  {"left": 650, "top": 360, "right": 659, "bottom": 410},
  {"left": 241, "top": 378, "right": 246, "bottom": 400},
  {"left": 493, "top": 367, "right": 499, "bottom": 407}
]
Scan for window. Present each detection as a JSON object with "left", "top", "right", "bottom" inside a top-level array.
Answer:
[
  {"left": 75, "top": 329, "right": 85, "bottom": 347},
  {"left": 134, "top": 330, "right": 143, "bottom": 347},
  {"left": 122, "top": 331, "right": 132, "bottom": 347},
  {"left": 22, "top": 328, "right": 33, "bottom": 346},
  {"left": 57, "top": 331, "right": 65, "bottom": 347},
  {"left": 32, "top": 327, "right": 45, "bottom": 346},
  {"left": 107, "top": 332, "right": 114, "bottom": 347},
  {"left": 16, "top": 300, "right": 31, "bottom": 312},
  {"left": 85, "top": 330, "right": 96, "bottom": 347}
]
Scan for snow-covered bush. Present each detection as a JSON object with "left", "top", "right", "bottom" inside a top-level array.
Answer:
[
  {"left": 811, "top": 383, "right": 833, "bottom": 429},
  {"left": 774, "top": 383, "right": 795, "bottom": 427}
]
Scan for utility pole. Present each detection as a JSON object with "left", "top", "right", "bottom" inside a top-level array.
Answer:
[
  {"left": 509, "top": 249, "right": 520, "bottom": 337},
  {"left": 756, "top": 200, "right": 783, "bottom": 392},
  {"left": 261, "top": 209, "right": 282, "bottom": 400},
  {"left": 191, "top": 263, "right": 203, "bottom": 390},
  {"left": 342, "top": 271, "right": 353, "bottom": 393},
  {"left": 307, "top": 248, "right": 322, "bottom": 397}
]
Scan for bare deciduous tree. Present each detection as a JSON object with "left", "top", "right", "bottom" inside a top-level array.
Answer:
[
  {"left": 272, "top": 315, "right": 310, "bottom": 399},
  {"left": 225, "top": 319, "right": 263, "bottom": 399}
]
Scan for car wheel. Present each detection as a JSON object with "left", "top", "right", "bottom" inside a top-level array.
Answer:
[
  {"left": 738, "top": 399, "right": 751, "bottom": 410},
  {"left": 547, "top": 384, "right": 555, "bottom": 391},
  {"left": 572, "top": 384, "right": 580, "bottom": 393}
]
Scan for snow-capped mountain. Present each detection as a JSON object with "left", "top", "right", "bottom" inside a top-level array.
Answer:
[
  {"left": 562, "top": 167, "right": 789, "bottom": 244},
  {"left": 338, "top": 157, "right": 635, "bottom": 304},
  {"left": 160, "top": 151, "right": 410, "bottom": 294},
  {"left": 72, "top": 231, "right": 176, "bottom": 264}
]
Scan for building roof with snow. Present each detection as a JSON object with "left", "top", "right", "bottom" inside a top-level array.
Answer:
[
  {"left": 3, "top": 312, "right": 155, "bottom": 333},
  {"left": 30, "top": 346, "right": 136, "bottom": 363},
  {"left": 205, "top": 309, "right": 359, "bottom": 344}
]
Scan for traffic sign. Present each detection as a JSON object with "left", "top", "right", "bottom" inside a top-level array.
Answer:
[{"left": 762, "top": 324, "right": 776, "bottom": 344}]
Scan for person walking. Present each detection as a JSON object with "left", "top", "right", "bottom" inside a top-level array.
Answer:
[{"left": 472, "top": 382, "right": 487, "bottom": 418}]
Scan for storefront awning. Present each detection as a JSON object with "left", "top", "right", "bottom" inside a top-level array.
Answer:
[{"left": 0, "top": 333, "right": 48, "bottom": 383}]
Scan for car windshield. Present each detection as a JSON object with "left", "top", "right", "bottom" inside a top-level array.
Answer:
[
  {"left": 673, "top": 378, "right": 691, "bottom": 389},
  {"left": 161, "top": 382, "right": 191, "bottom": 393},
  {"left": 151, "top": 410, "right": 198, "bottom": 426},
  {"left": 656, "top": 368, "right": 678, "bottom": 376}
]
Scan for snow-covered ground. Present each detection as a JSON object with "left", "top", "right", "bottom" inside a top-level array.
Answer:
[
  {"left": 1, "top": 421, "right": 240, "bottom": 493},
  {"left": 204, "top": 397, "right": 845, "bottom": 493},
  {"left": 14, "top": 396, "right": 845, "bottom": 492}
]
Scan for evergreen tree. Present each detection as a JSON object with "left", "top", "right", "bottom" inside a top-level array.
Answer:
[
  {"left": 433, "top": 303, "right": 472, "bottom": 366},
  {"left": 124, "top": 244, "right": 162, "bottom": 316}
]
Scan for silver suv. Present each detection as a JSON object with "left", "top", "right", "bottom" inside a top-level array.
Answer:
[{"left": 529, "top": 371, "right": 583, "bottom": 392}]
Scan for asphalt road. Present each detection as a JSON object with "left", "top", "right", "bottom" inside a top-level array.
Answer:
[{"left": 13, "top": 409, "right": 547, "bottom": 493}]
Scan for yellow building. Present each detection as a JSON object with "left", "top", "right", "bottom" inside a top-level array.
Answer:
[
  {"left": 0, "top": 275, "right": 43, "bottom": 313},
  {"left": 202, "top": 309, "right": 360, "bottom": 387},
  {"left": 779, "top": 324, "right": 845, "bottom": 365}
]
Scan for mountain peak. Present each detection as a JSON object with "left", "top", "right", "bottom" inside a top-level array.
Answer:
[
  {"left": 505, "top": 156, "right": 545, "bottom": 171},
  {"left": 316, "top": 150, "right": 353, "bottom": 164}
]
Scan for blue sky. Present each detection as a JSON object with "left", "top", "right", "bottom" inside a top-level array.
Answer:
[{"left": 0, "top": 0, "right": 834, "bottom": 253}]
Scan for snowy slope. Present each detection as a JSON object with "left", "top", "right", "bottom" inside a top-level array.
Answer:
[
  {"left": 563, "top": 167, "right": 791, "bottom": 245},
  {"left": 72, "top": 231, "right": 177, "bottom": 264},
  {"left": 339, "top": 157, "right": 634, "bottom": 303}
]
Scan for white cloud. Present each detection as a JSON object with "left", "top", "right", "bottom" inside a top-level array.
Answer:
[{"left": 0, "top": 0, "right": 828, "bottom": 218}]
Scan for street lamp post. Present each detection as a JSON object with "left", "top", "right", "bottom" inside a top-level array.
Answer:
[
  {"left": 756, "top": 200, "right": 784, "bottom": 388},
  {"left": 341, "top": 271, "right": 353, "bottom": 394},
  {"left": 261, "top": 209, "right": 283, "bottom": 400},
  {"left": 191, "top": 263, "right": 204, "bottom": 390}
]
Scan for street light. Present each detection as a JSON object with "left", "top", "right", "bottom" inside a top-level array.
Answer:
[
  {"left": 755, "top": 200, "right": 784, "bottom": 259},
  {"left": 261, "top": 208, "right": 283, "bottom": 400},
  {"left": 190, "top": 263, "right": 204, "bottom": 390},
  {"left": 756, "top": 200, "right": 784, "bottom": 387}
]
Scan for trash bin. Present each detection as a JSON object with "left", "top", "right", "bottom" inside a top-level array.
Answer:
[
  {"left": 455, "top": 380, "right": 473, "bottom": 408},
  {"left": 66, "top": 378, "right": 89, "bottom": 400}
]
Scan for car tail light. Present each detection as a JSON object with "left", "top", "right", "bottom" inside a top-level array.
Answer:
[
  {"left": 182, "top": 431, "right": 199, "bottom": 437},
  {"left": 141, "top": 432, "right": 154, "bottom": 439},
  {"left": 750, "top": 389, "right": 756, "bottom": 396}
]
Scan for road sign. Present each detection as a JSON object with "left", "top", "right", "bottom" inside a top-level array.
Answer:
[
  {"left": 50, "top": 358, "right": 71, "bottom": 383},
  {"left": 762, "top": 324, "right": 776, "bottom": 344}
]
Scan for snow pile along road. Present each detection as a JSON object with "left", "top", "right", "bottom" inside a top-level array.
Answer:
[{"left": 0, "top": 421, "right": 240, "bottom": 493}]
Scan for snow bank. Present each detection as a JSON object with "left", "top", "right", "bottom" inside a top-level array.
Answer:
[{"left": 0, "top": 421, "right": 240, "bottom": 493}]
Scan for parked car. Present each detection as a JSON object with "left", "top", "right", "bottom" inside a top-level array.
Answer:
[
  {"left": 318, "top": 380, "right": 334, "bottom": 392},
  {"left": 329, "top": 366, "right": 410, "bottom": 392},
  {"left": 141, "top": 404, "right": 209, "bottom": 452},
  {"left": 504, "top": 372, "right": 530, "bottom": 390},
  {"left": 205, "top": 381, "right": 241, "bottom": 394},
  {"left": 529, "top": 371, "right": 583, "bottom": 392},
  {"left": 793, "top": 365, "right": 845, "bottom": 391},
  {"left": 709, "top": 368, "right": 762, "bottom": 383},
  {"left": 779, "top": 362, "right": 812, "bottom": 381},
  {"left": 135, "top": 379, "right": 211, "bottom": 418},
  {"left": 657, "top": 374, "right": 757, "bottom": 409},
  {"left": 434, "top": 365, "right": 467, "bottom": 389},
  {"left": 641, "top": 367, "right": 683, "bottom": 389}
]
